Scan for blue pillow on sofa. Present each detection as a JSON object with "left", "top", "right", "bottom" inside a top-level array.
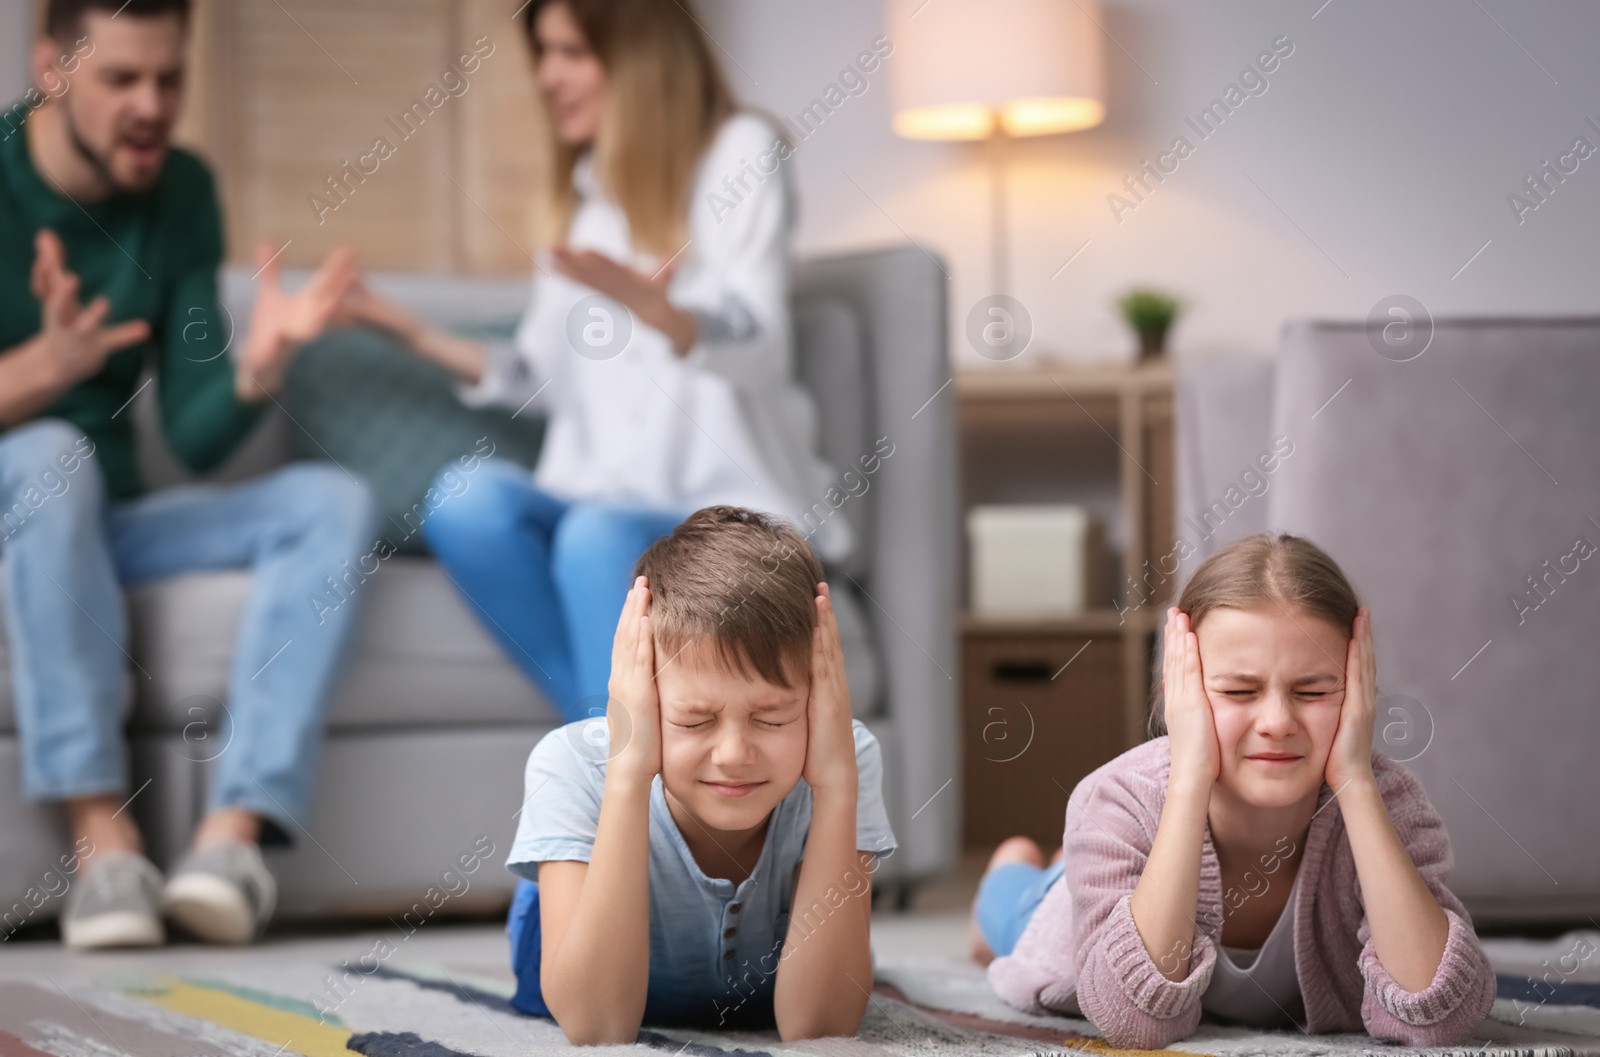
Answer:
[{"left": 281, "top": 325, "right": 545, "bottom": 555}]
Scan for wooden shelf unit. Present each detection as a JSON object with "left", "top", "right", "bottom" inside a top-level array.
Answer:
[{"left": 957, "top": 363, "right": 1175, "bottom": 849}]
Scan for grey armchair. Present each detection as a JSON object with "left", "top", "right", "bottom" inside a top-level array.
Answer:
[{"left": 1175, "top": 317, "right": 1600, "bottom": 924}]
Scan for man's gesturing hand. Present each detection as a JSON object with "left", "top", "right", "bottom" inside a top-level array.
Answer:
[
  {"left": 238, "top": 242, "right": 358, "bottom": 400},
  {"left": 30, "top": 230, "right": 149, "bottom": 386}
]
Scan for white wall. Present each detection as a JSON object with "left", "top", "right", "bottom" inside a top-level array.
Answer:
[
  {"left": 1, "top": 0, "right": 29, "bottom": 101},
  {"left": 7, "top": 0, "right": 1596, "bottom": 367},
  {"left": 701, "top": 0, "right": 1600, "bottom": 366}
]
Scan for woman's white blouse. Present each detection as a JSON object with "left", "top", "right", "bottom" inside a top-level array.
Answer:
[{"left": 458, "top": 112, "right": 852, "bottom": 564}]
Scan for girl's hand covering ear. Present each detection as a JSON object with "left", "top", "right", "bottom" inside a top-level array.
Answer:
[
  {"left": 1325, "top": 607, "right": 1378, "bottom": 791},
  {"left": 1164, "top": 607, "right": 1221, "bottom": 792}
]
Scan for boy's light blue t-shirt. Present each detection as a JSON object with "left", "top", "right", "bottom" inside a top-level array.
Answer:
[{"left": 507, "top": 717, "right": 898, "bottom": 1027}]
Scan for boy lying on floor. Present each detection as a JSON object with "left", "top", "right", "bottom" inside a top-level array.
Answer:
[{"left": 503, "top": 506, "right": 897, "bottom": 1044}]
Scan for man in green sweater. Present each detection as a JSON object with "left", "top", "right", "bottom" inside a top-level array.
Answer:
[{"left": 0, "top": 0, "right": 377, "bottom": 948}]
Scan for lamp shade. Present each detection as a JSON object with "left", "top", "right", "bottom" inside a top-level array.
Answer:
[{"left": 888, "top": 0, "right": 1106, "bottom": 139}]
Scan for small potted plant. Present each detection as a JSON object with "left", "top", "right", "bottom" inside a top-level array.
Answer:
[{"left": 1116, "top": 288, "right": 1182, "bottom": 361}]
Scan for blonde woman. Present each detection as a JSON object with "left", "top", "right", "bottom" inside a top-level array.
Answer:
[{"left": 338, "top": 0, "right": 846, "bottom": 724}]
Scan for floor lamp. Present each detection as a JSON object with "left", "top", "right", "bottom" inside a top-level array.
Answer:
[{"left": 888, "top": 0, "right": 1107, "bottom": 303}]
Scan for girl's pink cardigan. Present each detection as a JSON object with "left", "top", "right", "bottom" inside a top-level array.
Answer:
[{"left": 986, "top": 737, "right": 1496, "bottom": 1049}]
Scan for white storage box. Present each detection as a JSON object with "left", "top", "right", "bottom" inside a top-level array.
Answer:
[{"left": 967, "top": 504, "right": 1101, "bottom": 617}]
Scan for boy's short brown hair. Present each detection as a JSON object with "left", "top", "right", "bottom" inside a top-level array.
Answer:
[{"left": 633, "top": 506, "right": 823, "bottom": 689}]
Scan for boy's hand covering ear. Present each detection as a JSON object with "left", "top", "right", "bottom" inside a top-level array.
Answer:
[
  {"left": 607, "top": 576, "right": 663, "bottom": 783},
  {"left": 802, "top": 583, "right": 859, "bottom": 795}
]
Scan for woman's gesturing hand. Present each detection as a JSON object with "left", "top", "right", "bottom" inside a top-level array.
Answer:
[
  {"left": 330, "top": 273, "right": 492, "bottom": 385},
  {"left": 1163, "top": 607, "right": 1220, "bottom": 794},
  {"left": 1325, "top": 606, "right": 1378, "bottom": 791},
  {"left": 803, "top": 583, "right": 858, "bottom": 796},
  {"left": 607, "top": 576, "right": 663, "bottom": 785},
  {"left": 551, "top": 246, "right": 698, "bottom": 355},
  {"left": 332, "top": 275, "right": 414, "bottom": 336}
]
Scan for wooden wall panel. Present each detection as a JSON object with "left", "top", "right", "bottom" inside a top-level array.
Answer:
[
  {"left": 455, "top": 0, "right": 544, "bottom": 275},
  {"left": 216, "top": 0, "right": 461, "bottom": 270},
  {"left": 170, "top": 0, "right": 221, "bottom": 166},
  {"left": 45, "top": 0, "right": 564, "bottom": 275}
]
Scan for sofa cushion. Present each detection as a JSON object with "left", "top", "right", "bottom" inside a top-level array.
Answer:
[
  {"left": 280, "top": 326, "right": 546, "bottom": 555},
  {"left": 121, "top": 557, "right": 551, "bottom": 733},
  {"left": 109, "top": 553, "right": 882, "bottom": 734},
  {"left": 0, "top": 736, "right": 75, "bottom": 921}
]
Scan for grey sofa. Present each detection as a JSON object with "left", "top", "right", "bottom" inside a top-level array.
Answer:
[
  {"left": 1175, "top": 318, "right": 1600, "bottom": 925},
  {"left": 0, "top": 244, "right": 958, "bottom": 927}
]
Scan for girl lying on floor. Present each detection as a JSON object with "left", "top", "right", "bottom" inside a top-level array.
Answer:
[{"left": 970, "top": 532, "right": 1496, "bottom": 1049}]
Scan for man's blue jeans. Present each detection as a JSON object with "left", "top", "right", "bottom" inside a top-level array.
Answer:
[
  {"left": 421, "top": 459, "right": 683, "bottom": 724},
  {"left": 0, "top": 418, "right": 378, "bottom": 833}
]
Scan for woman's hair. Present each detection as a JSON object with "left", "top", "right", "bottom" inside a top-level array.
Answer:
[
  {"left": 520, "top": 0, "right": 735, "bottom": 255},
  {"left": 633, "top": 506, "right": 823, "bottom": 690},
  {"left": 1147, "top": 533, "right": 1361, "bottom": 738}
]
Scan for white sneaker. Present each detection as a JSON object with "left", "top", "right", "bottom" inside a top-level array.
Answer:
[
  {"left": 162, "top": 842, "right": 277, "bottom": 945},
  {"left": 61, "top": 850, "right": 166, "bottom": 949}
]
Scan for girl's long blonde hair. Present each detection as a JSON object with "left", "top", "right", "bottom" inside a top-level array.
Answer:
[
  {"left": 521, "top": 0, "right": 735, "bottom": 256},
  {"left": 1148, "top": 533, "right": 1361, "bottom": 738}
]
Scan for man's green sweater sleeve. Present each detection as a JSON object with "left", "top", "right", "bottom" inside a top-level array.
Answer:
[{"left": 156, "top": 156, "right": 261, "bottom": 474}]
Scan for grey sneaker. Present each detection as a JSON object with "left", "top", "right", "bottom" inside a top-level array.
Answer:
[
  {"left": 162, "top": 842, "right": 276, "bottom": 945},
  {"left": 61, "top": 850, "right": 165, "bottom": 949}
]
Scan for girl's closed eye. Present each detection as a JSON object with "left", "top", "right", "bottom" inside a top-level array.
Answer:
[{"left": 1294, "top": 678, "right": 1343, "bottom": 700}]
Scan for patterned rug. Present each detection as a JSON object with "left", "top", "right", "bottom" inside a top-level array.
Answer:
[
  {"left": 4, "top": 949, "right": 1599, "bottom": 1057},
  {"left": 877, "top": 954, "right": 1600, "bottom": 1056}
]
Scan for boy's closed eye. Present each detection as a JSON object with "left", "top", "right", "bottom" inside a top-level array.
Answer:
[
  {"left": 665, "top": 706, "right": 718, "bottom": 730},
  {"left": 749, "top": 703, "right": 804, "bottom": 727},
  {"left": 665, "top": 703, "right": 804, "bottom": 730}
]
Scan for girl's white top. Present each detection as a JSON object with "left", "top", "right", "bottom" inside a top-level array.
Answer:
[{"left": 458, "top": 111, "right": 852, "bottom": 564}]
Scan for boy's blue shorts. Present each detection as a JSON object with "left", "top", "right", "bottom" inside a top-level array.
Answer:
[
  {"left": 507, "top": 877, "right": 552, "bottom": 1017},
  {"left": 973, "top": 858, "right": 1066, "bottom": 959}
]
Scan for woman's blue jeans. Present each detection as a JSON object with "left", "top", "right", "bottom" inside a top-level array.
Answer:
[{"left": 421, "top": 460, "right": 682, "bottom": 724}]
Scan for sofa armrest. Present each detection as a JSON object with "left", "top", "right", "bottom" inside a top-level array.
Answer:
[{"left": 793, "top": 246, "right": 958, "bottom": 883}]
